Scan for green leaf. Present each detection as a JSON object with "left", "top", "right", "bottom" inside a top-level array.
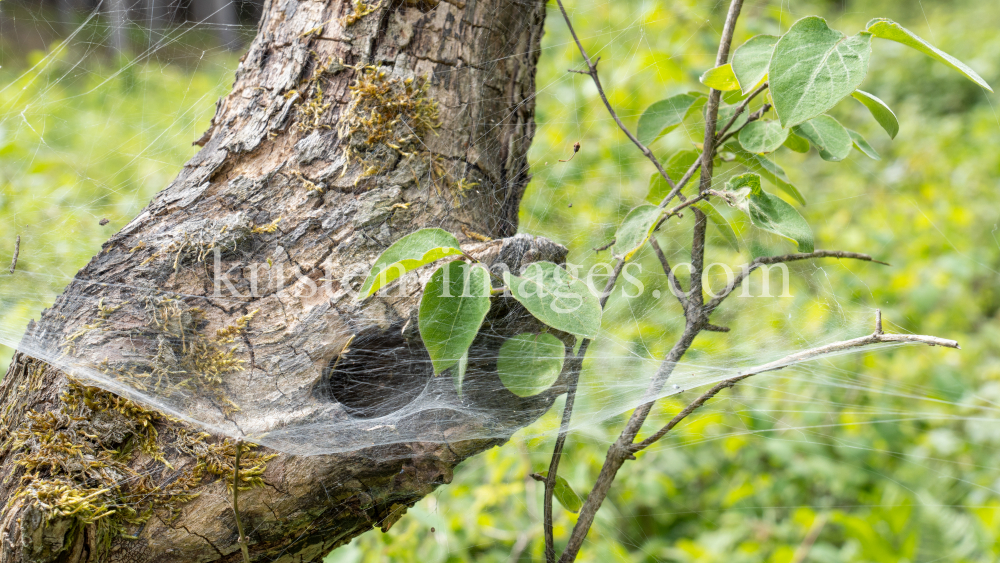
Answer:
[
  {"left": 728, "top": 145, "right": 806, "bottom": 205},
  {"left": 848, "top": 129, "right": 881, "bottom": 160},
  {"left": 792, "top": 115, "right": 852, "bottom": 162},
  {"left": 358, "top": 228, "right": 461, "bottom": 299},
  {"left": 769, "top": 17, "right": 873, "bottom": 127},
  {"left": 715, "top": 104, "right": 749, "bottom": 133},
  {"left": 646, "top": 150, "right": 700, "bottom": 204},
  {"left": 783, "top": 130, "right": 810, "bottom": 153},
  {"left": 728, "top": 174, "right": 814, "bottom": 253},
  {"left": 614, "top": 205, "right": 663, "bottom": 260},
  {"left": 851, "top": 90, "right": 899, "bottom": 139},
  {"left": 636, "top": 93, "right": 704, "bottom": 145},
  {"left": 722, "top": 89, "right": 749, "bottom": 105},
  {"left": 694, "top": 203, "right": 740, "bottom": 252},
  {"left": 700, "top": 63, "right": 740, "bottom": 91},
  {"left": 365, "top": 247, "right": 465, "bottom": 298},
  {"left": 538, "top": 471, "right": 583, "bottom": 513},
  {"left": 738, "top": 120, "right": 789, "bottom": 154},
  {"left": 503, "top": 262, "right": 602, "bottom": 339},
  {"left": 866, "top": 18, "right": 993, "bottom": 92},
  {"left": 731, "top": 34, "right": 779, "bottom": 94},
  {"left": 497, "top": 333, "right": 566, "bottom": 397},
  {"left": 418, "top": 262, "right": 492, "bottom": 375}
]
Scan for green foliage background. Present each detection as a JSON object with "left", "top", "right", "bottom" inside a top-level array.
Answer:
[{"left": 2, "top": 0, "right": 999, "bottom": 561}]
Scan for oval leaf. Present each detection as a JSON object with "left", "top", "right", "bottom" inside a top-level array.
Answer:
[
  {"left": 613, "top": 205, "right": 663, "bottom": 260},
  {"left": 738, "top": 120, "right": 789, "bottom": 154},
  {"left": 358, "top": 228, "right": 461, "bottom": 299},
  {"left": 783, "top": 130, "right": 810, "bottom": 153},
  {"left": 365, "top": 247, "right": 464, "bottom": 298},
  {"left": 503, "top": 262, "right": 602, "bottom": 339},
  {"left": 647, "top": 150, "right": 700, "bottom": 204},
  {"left": 636, "top": 94, "right": 704, "bottom": 145},
  {"left": 694, "top": 202, "right": 740, "bottom": 252},
  {"left": 699, "top": 63, "right": 740, "bottom": 91},
  {"left": 538, "top": 471, "right": 583, "bottom": 513},
  {"left": 731, "top": 34, "right": 779, "bottom": 94},
  {"left": 848, "top": 129, "right": 880, "bottom": 160},
  {"left": 866, "top": 18, "right": 992, "bottom": 92},
  {"left": 728, "top": 173, "right": 814, "bottom": 253},
  {"left": 769, "top": 17, "right": 873, "bottom": 127},
  {"left": 497, "top": 333, "right": 565, "bottom": 397},
  {"left": 851, "top": 90, "right": 899, "bottom": 139},
  {"left": 792, "top": 115, "right": 852, "bottom": 162},
  {"left": 419, "top": 261, "right": 492, "bottom": 375},
  {"left": 727, "top": 144, "right": 806, "bottom": 205}
]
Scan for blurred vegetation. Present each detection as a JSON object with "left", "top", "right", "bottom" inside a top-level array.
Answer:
[{"left": 3, "top": 0, "right": 1000, "bottom": 561}]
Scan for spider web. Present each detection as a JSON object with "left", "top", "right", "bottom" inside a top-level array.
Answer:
[{"left": 1, "top": 0, "right": 999, "bottom": 561}]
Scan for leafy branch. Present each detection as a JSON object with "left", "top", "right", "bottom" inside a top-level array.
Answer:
[{"left": 352, "top": 2, "right": 991, "bottom": 560}]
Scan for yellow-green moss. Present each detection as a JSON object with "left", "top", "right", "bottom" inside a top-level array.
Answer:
[
  {"left": 340, "top": 67, "right": 440, "bottom": 180},
  {"left": 8, "top": 379, "right": 274, "bottom": 554},
  {"left": 341, "top": 0, "right": 383, "bottom": 27}
]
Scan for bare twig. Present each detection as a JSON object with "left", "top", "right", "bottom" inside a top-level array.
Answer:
[
  {"left": 717, "top": 103, "right": 772, "bottom": 146},
  {"left": 715, "top": 82, "right": 768, "bottom": 139},
  {"left": 649, "top": 237, "right": 686, "bottom": 307},
  {"left": 233, "top": 439, "right": 251, "bottom": 563},
  {"left": 8, "top": 235, "right": 19, "bottom": 274},
  {"left": 630, "top": 322, "right": 959, "bottom": 453},
  {"left": 704, "top": 250, "right": 890, "bottom": 314},
  {"left": 555, "top": 0, "right": 681, "bottom": 202},
  {"left": 593, "top": 239, "right": 615, "bottom": 252}
]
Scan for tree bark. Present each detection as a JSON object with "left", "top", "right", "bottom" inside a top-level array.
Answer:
[{"left": 0, "top": 0, "right": 550, "bottom": 561}]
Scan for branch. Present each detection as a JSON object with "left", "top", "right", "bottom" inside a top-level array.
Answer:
[
  {"left": 630, "top": 322, "right": 959, "bottom": 453},
  {"left": 698, "top": 0, "right": 746, "bottom": 196},
  {"left": 649, "top": 237, "right": 686, "bottom": 308},
  {"left": 555, "top": 0, "right": 682, "bottom": 204},
  {"left": 704, "top": 250, "right": 890, "bottom": 314},
  {"left": 542, "top": 257, "right": 624, "bottom": 563},
  {"left": 557, "top": 3, "right": 746, "bottom": 561},
  {"left": 717, "top": 102, "right": 772, "bottom": 147},
  {"left": 715, "top": 82, "right": 768, "bottom": 139}
]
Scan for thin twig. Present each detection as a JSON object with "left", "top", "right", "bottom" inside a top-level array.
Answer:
[
  {"left": 233, "top": 439, "right": 251, "bottom": 563},
  {"left": 555, "top": 0, "right": 680, "bottom": 201},
  {"left": 649, "top": 237, "right": 686, "bottom": 308},
  {"left": 630, "top": 324, "right": 959, "bottom": 453},
  {"left": 715, "top": 82, "right": 768, "bottom": 139},
  {"left": 717, "top": 103, "right": 772, "bottom": 146},
  {"left": 704, "top": 250, "right": 889, "bottom": 314},
  {"left": 8, "top": 235, "right": 19, "bottom": 274}
]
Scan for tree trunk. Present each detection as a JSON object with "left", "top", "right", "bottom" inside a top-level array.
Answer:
[{"left": 0, "top": 0, "right": 550, "bottom": 561}]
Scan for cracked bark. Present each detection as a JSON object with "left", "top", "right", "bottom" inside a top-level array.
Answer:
[{"left": 0, "top": 0, "right": 551, "bottom": 561}]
